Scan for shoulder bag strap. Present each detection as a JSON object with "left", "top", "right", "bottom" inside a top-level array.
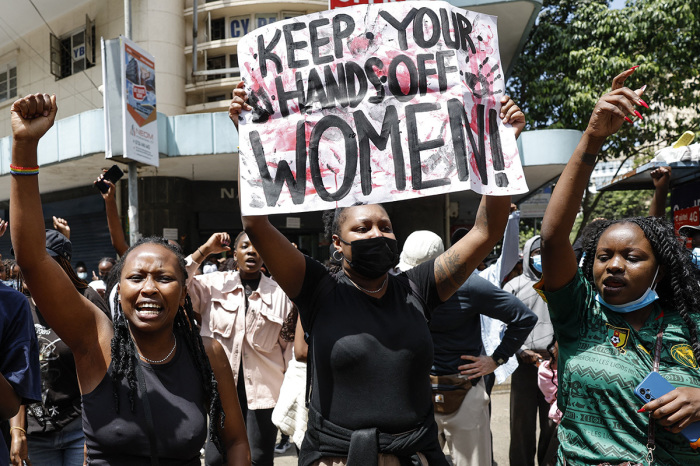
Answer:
[{"left": 135, "top": 362, "right": 160, "bottom": 466}]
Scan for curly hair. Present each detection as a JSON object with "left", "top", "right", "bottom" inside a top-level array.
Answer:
[
  {"left": 109, "top": 236, "right": 225, "bottom": 453},
  {"left": 580, "top": 217, "right": 700, "bottom": 366}
]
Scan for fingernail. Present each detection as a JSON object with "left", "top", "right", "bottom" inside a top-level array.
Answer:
[
  {"left": 625, "top": 116, "right": 634, "bottom": 124},
  {"left": 639, "top": 85, "right": 647, "bottom": 93},
  {"left": 637, "top": 407, "right": 646, "bottom": 413},
  {"left": 638, "top": 99, "right": 649, "bottom": 109},
  {"left": 629, "top": 65, "right": 639, "bottom": 71},
  {"left": 634, "top": 110, "right": 644, "bottom": 120}
]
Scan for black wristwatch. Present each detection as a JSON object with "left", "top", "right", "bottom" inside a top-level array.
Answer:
[{"left": 492, "top": 355, "right": 507, "bottom": 366}]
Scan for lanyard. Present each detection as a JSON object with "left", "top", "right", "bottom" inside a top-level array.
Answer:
[{"left": 646, "top": 325, "right": 665, "bottom": 465}]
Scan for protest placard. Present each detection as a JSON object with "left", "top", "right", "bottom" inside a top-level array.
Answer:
[{"left": 237, "top": 0, "right": 528, "bottom": 215}]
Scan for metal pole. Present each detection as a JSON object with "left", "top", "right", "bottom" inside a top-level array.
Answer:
[
  {"left": 124, "top": 0, "right": 140, "bottom": 245},
  {"left": 192, "top": 0, "right": 198, "bottom": 74}
]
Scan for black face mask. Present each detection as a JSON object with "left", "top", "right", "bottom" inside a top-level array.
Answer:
[{"left": 339, "top": 236, "right": 399, "bottom": 279}]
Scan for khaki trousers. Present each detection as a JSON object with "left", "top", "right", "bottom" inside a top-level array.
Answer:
[{"left": 434, "top": 377, "right": 492, "bottom": 466}]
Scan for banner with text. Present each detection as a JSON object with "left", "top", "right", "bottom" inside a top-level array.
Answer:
[
  {"left": 237, "top": 1, "right": 527, "bottom": 215},
  {"left": 121, "top": 36, "right": 158, "bottom": 166}
]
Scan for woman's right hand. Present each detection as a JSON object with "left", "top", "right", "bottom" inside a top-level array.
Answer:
[
  {"left": 229, "top": 81, "right": 251, "bottom": 129},
  {"left": 94, "top": 173, "right": 117, "bottom": 202},
  {"left": 11, "top": 93, "right": 57, "bottom": 143},
  {"left": 584, "top": 68, "right": 645, "bottom": 141},
  {"left": 10, "top": 429, "right": 30, "bottom": 466},
  {"left": 203, "top": 232, "right": 232, "bottom": 256}
]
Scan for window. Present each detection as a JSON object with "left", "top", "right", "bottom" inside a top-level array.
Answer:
[
  {"left": 211, "top": 17, "right": 225, "bottom": 41},
  {"left": 206, "top": 55, "right": 226, "bottom": 80},
  {"left": 207, "top": 94, "right": 227, "bottom": 102},
  {"left": 229, "top": 54, "right": 239, "bottom": 77},
  {"left": 0, "top": 63, "right": 17, "bottom": 103},
  {"left": 50, "top": 15, "right": 95, "bottom": 80}
]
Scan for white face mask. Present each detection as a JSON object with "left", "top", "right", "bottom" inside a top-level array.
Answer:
[
  {"left": 595, "top": 267, "right": 660, "bottom": 314},
  {"left": 77, "top": 272, "right": 88, "bottom": 280}
]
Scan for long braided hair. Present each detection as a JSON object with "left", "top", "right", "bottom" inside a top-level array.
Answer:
[
  {"left": 110, "top": 236, "right": 225, "bottom": 453},
  {"left": 580, "top": 217, "right": 700, "bottom": 366}
]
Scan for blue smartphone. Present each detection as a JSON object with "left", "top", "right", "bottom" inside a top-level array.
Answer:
[{"left": 635, "top": 371, "right": 700, "bottom": 445}]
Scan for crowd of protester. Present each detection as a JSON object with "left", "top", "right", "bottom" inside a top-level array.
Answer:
[{"left": 0, "top": 64, "right": 699, "bottom": 466}]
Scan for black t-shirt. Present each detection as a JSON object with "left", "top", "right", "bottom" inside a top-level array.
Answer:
[
  {"left": 27, "top": 286, "right": 111, "bottom": 434},
  {"left": 293, "top": 256, "right": 441, "bottom": 434},
  {"left": 81, "top": 333, "right": 206, "bottom": 465}
]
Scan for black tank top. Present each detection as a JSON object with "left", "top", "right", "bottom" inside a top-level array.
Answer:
[{"left": 81, "top": 333, "right": 207, "bottom": 465}]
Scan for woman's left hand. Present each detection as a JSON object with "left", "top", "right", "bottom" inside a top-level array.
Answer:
[
  {"left": 643, "top": 387, "right": 700, "bottom": 432},
  {"left": 500, "top": 95, "right": 525, "bottom": 139}
]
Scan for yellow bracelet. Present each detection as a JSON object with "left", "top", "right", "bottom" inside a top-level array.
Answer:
[{"left": 10, "top": 426, "right": 26, "bottom": 434}]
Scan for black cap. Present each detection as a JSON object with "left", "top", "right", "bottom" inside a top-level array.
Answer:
[
  {"left": 11, "top": 229, "right": 71, "bottom": 261},
  {"left": 45, "top": 229, "right": 72, "bottom": 261}
]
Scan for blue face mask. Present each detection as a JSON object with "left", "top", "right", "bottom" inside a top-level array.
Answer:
[
  {"left": 531, "top": 254, "right": 542, "bottom": 273},
  {"left": 692, "top": 248, "right": 700, "bottom": 268},
  {"left": 595, "top": 267, "right": 660, "bottom": 314}
]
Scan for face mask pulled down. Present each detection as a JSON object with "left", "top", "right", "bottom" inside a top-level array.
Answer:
[
  {"left": 339, "top": 236, "right": 399, "bottom": 279},
  {"left": 595, "top": 267, "right": 660, "bottom": 314}
]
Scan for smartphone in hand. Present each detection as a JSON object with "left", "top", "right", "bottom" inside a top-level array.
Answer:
[
  {"left": 635, "top": 371, "right": 700, "bottom": 446},
  {"left": 95, "top": 165, "right": 124, "bottom": 194}
]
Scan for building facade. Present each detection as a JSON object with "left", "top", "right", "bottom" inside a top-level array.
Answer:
[{"left": 0, "top": 0, "right": 577, "bottom": 271}]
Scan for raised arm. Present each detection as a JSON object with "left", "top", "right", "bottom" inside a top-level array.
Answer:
[
  {"left": 541, "top": 69, "right": 646, "bottom": 291},
  {"left": 433, "top": 96, "right": 524, "bottom": 301},
  {"left": 95, "top": 176, "right": 129, "bottom": 256},
  {"left": 649, "top": 166, "right": 671, "bottom": 218},
  {"left": 230, "top": 86, "right": 307, "bottom": 299},
  {"left": 434, "top": 195, "right": 511, "bottom": 301},
  {"left": 10, "top": 94, "right": 111, "bottom": 360}
]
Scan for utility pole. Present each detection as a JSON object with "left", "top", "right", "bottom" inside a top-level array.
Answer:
[{"left": 124, "top": 0, "right": 139, "bottom": 246}]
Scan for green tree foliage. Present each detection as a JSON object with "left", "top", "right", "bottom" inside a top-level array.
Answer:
[{"left": 509, "top": 0, "right": 699, "bottom": 239}]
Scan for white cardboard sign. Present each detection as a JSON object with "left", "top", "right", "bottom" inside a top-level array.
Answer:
[{"left": 237, "top": 1, "right": 527, "bottom": 214}]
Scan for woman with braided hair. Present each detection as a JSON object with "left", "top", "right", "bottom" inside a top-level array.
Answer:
[
  {"left": 540, "top": 68, "right": 700, "bottom": 465},
  {"left": 10, "top": 93, "right": 250, "bottom": 465}
]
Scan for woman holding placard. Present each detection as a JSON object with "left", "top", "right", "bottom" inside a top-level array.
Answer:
[{"left": 230, "top": 85, "right": 525, "bottom": 465}]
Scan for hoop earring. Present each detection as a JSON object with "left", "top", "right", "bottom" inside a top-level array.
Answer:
[{"left": 332, "top": 249, "right": 344, "bottom": 262}]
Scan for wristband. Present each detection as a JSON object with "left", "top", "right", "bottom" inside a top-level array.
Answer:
[
  {"left": 10, "top": 426, "right": 26, "bottom": 435},
  {"left": 10, "top": 164, "right": 39, "bottom": 176}
]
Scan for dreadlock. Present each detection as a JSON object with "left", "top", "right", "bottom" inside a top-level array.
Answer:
[
  {"left": 580, "top": 217, "right": 700, "bottom": 366},
  {"left": 110, "top": 236, "right": 225, "bottom": 453}
]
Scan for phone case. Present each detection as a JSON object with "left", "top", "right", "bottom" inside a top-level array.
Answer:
[
  {"left": 95, "top": 165, "right": 124, "bottom": 193},
  {"left": 635, "top": 372, "right": 700, "bottom": 444}
]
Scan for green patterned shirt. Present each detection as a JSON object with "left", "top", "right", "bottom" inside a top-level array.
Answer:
[{"left": 543, "top": 269, "right": 700, "bottom": 465}]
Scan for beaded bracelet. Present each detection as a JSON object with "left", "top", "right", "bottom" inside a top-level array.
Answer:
[{"left": 10, "top": 164, "right": 39, "bottom": 176}]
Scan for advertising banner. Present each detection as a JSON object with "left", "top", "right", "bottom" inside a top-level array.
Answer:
[{"left": 121, "top": 36, "right": 158, "bottom": 166}]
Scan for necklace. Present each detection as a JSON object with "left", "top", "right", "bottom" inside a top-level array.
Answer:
[
  {"left": 138, "top": 334, "right": 177, "bottom": 364},
  {"left": 348, "top": 274, "right": 388, "bottom": 294}
]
